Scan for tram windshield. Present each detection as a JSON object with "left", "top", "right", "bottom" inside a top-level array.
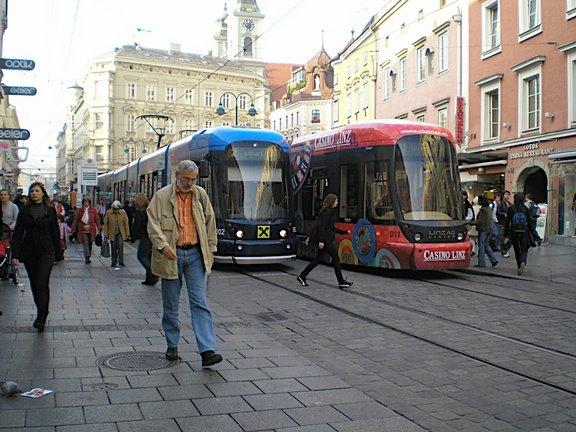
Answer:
[
  {"left": 394, "top": 134, "right": 462, "bottom": 221},
  {"left": 224, "top": 141, "right": 288, "bottom": 221}
]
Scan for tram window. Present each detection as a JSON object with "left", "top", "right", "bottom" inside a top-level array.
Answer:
[
  {"left": 339, "top": 164, "right": 359, "bottom": 220},
  {"left": 365, "top": 161, "right": 395, "bottom": 224}
]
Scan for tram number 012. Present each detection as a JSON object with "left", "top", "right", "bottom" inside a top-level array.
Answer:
[{"left": 216, "top": 228, "right": 226, "bottom": 236}]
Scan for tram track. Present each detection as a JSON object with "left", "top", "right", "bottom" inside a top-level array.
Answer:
[
  {"left": 277, "top": 268, "right": 576, "bottom": 361},
  {"left": 237, "top": 268, "right": 576, "bottom": 397}
]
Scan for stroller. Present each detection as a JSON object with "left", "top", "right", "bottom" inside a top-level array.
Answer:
[{"left": 0, "top": 223, "right": 19, "bottom": 285}]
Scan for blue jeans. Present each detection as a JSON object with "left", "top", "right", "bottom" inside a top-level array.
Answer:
[
  {"left": 478, "top": 230, "right": 498, "bottom": 267},
  {"left": 161, "top": 247, "right": 216, "bottom": 353}
]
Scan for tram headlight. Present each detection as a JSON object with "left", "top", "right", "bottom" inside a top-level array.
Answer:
[
  {"left": 279, "top": 229, "right": 288, "bottom": 238},
  {"left": 457, "top": 232, "right": 465, "bottom": 241},
  {"left": 414, "top": 233, "right": 423, "bottom": 242},
  {"left": 235, "top": 229, "right": 244, "bottom": 239}
]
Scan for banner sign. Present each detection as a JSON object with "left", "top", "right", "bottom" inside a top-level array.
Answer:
[
  {"left": 0, "top": 128, "right": 30, "bottom": 140},
  {"left": 456, "top": 97, "right": 465, "bottom": 144},
  {"left": 0, "top": 58, "right": 35, "bottom": 71},
  {"left": 2, "top": 85, "right": 37, "bottom": 96}
]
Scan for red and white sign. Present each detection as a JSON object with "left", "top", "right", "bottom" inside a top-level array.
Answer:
[
  {"left": 0, "top": 141, "right": 12, "bottom": 150},
  {"left": 456, "top": 97, "right": 465, "bottom": 144}
]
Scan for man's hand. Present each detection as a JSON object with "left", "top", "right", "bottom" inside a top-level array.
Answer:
[
  {"left": 161, "top": 245, "right": 178, "bottom": 260},
  {"left": 11, "top": 259, "right": 19, "bottom": 266},
  {"left": 318, "top": 242, "right": 325, "bottom": 249}
]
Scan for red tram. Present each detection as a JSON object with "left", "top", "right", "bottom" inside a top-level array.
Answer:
[{"left": 291, "top": 120, "right": 471, "bottom": 270}]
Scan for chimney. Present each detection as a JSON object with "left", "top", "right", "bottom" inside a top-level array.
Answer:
[{"left": 169, "top": 43, "right": 181, "bottom": 54}]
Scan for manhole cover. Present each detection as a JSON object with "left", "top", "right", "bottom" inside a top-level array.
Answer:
[
  {"left": 96, "top": 351, "right": 178, "bottom": 371},
  {"left": 91, "top": 382, "right": 119, "bottom": 390}
]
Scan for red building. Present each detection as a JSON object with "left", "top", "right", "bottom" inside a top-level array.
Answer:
[{"left": 463, "top": 0, "right": 576, "bottom": 240}]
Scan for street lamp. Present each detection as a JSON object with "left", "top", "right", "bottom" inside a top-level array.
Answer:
[
  {"left": 136, "top": 114, "right": 174, "bottom": 149},
  {"left": 215, "top": 92, "right": 257, "bottom": 126}
]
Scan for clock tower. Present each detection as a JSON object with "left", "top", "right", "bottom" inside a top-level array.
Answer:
[{"left": 227, "top": 0, "right": 264, "bottom": 65}]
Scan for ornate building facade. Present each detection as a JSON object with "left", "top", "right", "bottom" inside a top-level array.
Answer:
[{"left": 269, "top": 47, "right": 334, "bottom": 141}]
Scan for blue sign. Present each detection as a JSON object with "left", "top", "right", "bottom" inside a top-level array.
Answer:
[
  {"left": 0, "top": 58, "right": 35, "bottom": 71},
  {"left": 0, "top": 128, "right": 30, "bottom": 140},
  {"left": 2, "top": 85, "right": 37, "bottom": 96}
]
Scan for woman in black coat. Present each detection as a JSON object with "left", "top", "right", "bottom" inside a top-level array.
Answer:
[
  {"left": 297, "top": 194, "right": 353, "bottom": 288},
  {"left": 130, "top": 193, "right": 158, "bottom": 285},
  {"left": 504, "top": 193, "right": 534, "bottom": 275},
  {"left": 12, "top": 182, "right": 62, "bottom": 332}
]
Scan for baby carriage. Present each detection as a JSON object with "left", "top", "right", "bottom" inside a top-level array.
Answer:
[{"left": 0, "top": 223, "right": 19, "bottom": 285}]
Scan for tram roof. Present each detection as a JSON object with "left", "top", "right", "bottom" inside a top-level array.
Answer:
[
  {"left": 292, "top": 120, "right": 455, "bottom": 154},
  {"left": 192, "top": 126, "right": 289, "bottom": 151}
]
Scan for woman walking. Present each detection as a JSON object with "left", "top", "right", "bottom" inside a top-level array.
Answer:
[
  {"left": 131, "top": 194, "right": 158, "bottom": 285},
  {"left": 11, "top": 183, "right": 62, "bottom": 332},
  {"left": 103, "top": 201, "right": 130, "bottom": 268},
  {"left": 72, "top": 198, "right": 101, "bottom": 264},
  {"left": 475, "top": 195, "right": 499, "bottom": 268},
  {"left": 297, "top": 194, "right": 353, "bottom": 288},
  {"left": 505, "top": 193, "right": 534, "bottom": 275}
]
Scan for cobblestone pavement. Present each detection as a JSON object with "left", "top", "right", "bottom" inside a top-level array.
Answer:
[{"left": 0, "top": 243, "right": 575, "bottom": 431}]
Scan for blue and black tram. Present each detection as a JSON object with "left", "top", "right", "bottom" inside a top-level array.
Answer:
[{"left": 96, "top": 126, "right": 297, "bottom": 264}]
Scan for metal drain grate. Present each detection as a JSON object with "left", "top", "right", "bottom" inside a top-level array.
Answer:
[{"left": 96, "top": 351, "right": 178, "bottom": 371}]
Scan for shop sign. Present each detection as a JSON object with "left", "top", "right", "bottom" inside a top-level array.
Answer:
[
  {"left": 456, "top": 97, "right": 465, "bottom": 144},
  {"left": 509, "top": 142, "right": 553, "bottom": 160}
]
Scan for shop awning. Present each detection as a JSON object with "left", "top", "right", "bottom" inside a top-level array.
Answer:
[
  {"left": 458, "top": 151, "right": 508, "bottom": 165},
  {"left": 549, "top": 150, "right": 576, "bottom": 163}
]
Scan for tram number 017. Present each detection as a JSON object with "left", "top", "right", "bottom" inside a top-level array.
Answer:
[{"left": 216, "top": 228, "right": 226, "bottom": 236}]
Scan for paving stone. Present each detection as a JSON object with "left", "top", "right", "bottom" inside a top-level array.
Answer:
[
  {"left": 84, "top": 403, "right": 143, "bottom": 423},
  {"left": 193, "top": 396, "right": 253, "bottom": 415},
  {"left": 228, "top": 357, "right": 277, "bottom": 369},
  {"left": 81, "top": 376, "right": 131, "bottom": 390},
  {"left": 139, "top": 400, "right": 200, "bottom": 419},
  {"left": 244, "top": 392, "right": 303, "bottom": 410},
  {"left": 207, "top": 381, "right": 263, "bottom": 396},
  {"left": 292, "top": 389, "right": 373, "bottom": 406},
  {"left": 284, "top": 405, "right": 350, "bottom": 425},
  {"left": 117, "top": 419, "right": 180, "bottom": 432},
  {"left": 56, "top": 424, "right": 119, "bottom": 432},
  {"left": 55, "top": 390, "right": 110, "bottom": 407},
  {"left": 297, "top": 376, "right": 351, "bottom": 391},
  {"left": 330, "top": 417, "right": 427, "bottom": 432},
  {"left": 176, "top": 414, "right": 244, "bottom": 432},
  {"left": 173, "top": 370, "right": 225, "bottom": 385},
  {"left": 218, "top": 368, "right": 270, "bottom": 382},
  {"left": 127, "top": 374, "right": 179, "bottom": 388},
  {"left": 158, "top": 383, "right": 213, "bottom": 400},
  {"left": 54, "top": 367, "right": 102, "bottom": 379},
  {"left": 0, "top": 409, "right": 25, "bottom": 428},
  {"left": 252, "top": 378, "right": 309, "bottom": 394},
  {"left": 261, "top": 366, "right": 332, "bottom": 379},
  {"left": 270, "top": 356, "right": 315, "bottom": 367},
  {"left": 333, "top": 401, "right": 397, "bottom": 420},
  {"left": 108, "top": 388, "right": 163, "bottom": 404},
  {"left": 232, "top": 410, "right": 299, "bottom": 431},
  {"left": 276, "top": 426, "right": 337, "bottom": 432},
  {"left": 26, "top": 407, "right": 85, "bottom": 427}
]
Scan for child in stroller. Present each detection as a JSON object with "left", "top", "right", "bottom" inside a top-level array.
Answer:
[{"left": 0, "top": 223, "right": 19, "bottom": 285}]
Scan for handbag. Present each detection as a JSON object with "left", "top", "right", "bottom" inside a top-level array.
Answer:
[
  {"left": 95, "top": 232, "right": 103, "bottom": 247},
  {"left": 100, "top": 238, "right": 110, "bottom": 258}
]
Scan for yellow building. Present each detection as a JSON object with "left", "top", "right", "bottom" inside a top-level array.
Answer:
[{"left": 332, "top": 17, "right": 378, "bottom": 127}]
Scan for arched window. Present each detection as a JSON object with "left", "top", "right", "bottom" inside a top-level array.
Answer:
[
  {"left": 311, "top": 109, "right": 321, "bottom": 123},
  {"left": 243, "top": 37, "right": 253, "bottom": 56},
  {"left": 313, "top": 74, "right": 321, "bottom": 90}
]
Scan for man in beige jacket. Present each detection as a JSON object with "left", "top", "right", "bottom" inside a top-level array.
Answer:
[
  {"left": 147, "top": 160, "right": 221, "bottom": 366},
  {"left": 103, "top": 200, "right": 130, "bottom": 267}
]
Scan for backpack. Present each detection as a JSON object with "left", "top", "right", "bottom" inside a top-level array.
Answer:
[
  {"left": 512, "top": 211, "right": 528, "bottom": 234},
  {"left": 530, "top": 203, "right": 541, "bottom": 219}
]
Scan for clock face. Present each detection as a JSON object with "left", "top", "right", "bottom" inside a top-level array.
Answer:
[{"left": 243, "top": 19, "right": 255, "bottom": 32}]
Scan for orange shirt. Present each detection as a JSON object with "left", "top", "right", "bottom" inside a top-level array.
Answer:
[{"left": 176, "top": 190, "right": 198, "bottom": 247}]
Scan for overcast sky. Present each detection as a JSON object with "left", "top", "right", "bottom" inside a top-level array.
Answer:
[{"left": 3, "top": 0, "right": 384, "bottom": 170}]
